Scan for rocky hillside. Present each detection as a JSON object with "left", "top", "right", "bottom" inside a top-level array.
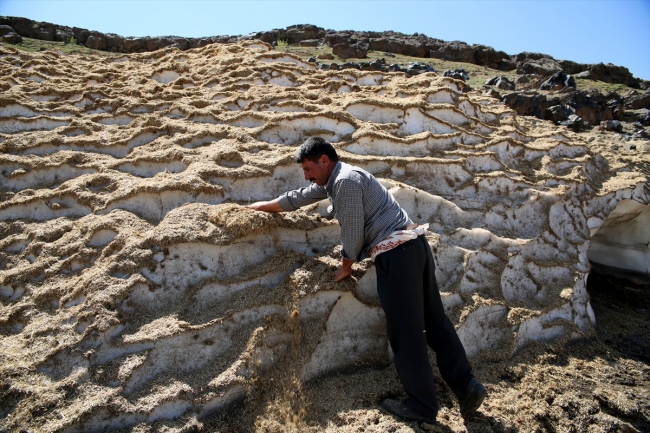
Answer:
[{"left": 1, "top": 18, "right": 648, "bottom": 89}]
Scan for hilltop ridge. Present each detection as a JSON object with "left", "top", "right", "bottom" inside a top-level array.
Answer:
[{"left": 0, "top": 18, "right": 647, "bottom": 89}]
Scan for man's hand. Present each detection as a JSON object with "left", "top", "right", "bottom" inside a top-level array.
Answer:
[
  {"left": 245, "top": 199, "right": 284, "bottom": 213},
  {"left": 334, "top": 258, "right": 354, "bottom": 282}
]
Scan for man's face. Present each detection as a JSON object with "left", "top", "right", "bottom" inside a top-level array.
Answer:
[{"left": 301, "top": 156, "right": 330, "bottom": 186}]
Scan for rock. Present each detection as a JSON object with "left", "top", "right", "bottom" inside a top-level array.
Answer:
[
  {"left": 368, "top": 38, "right": 390, "bottom": 52},
  {"left": 503, "top": 92, "right": 552, "bottom": 117},
  {"left": 624, "top": 93, "right": 650, "bottom": 110},
  {"left": 284, "top": 24, "right": 325, "bottom": 43},
  {"left": 430, "top": 41, "right": 475, "bottom": 63},
  {"left": 484, "top": 88, "right": 502, "bottom": 100},
  {"left": 407, "top": 62, "right": 436, "bottom": 73},
  {"left": 444, "top": 69, "right": 469, "bottom": 81},
  {"left": 307, "top": 57, "right": 317, "bottom": 63},
  {"left": 72, "top": 27, "right": 90, "bottom": 45},
  {"left": 0, "top": 25, "right": 22, "bottom": 44},
  {"left": 545, "top": 105, "right": 573, "bottom": 123},
  {"left": 485, "top": 76, "right": 515, "bottom": 90},
  {"left": 332, "top": 42, "right": 368, "bottom": 59},
  {"left": 560, "top": 91, "right": 605, "bottom": 125},
  {"left": 325, "top": 32, "right": 351, "bottom": 47},
  {"left": 0, "top": 24, "right": 16, "bottom": 36},
  {"left": 639, "top": 111, "right": 650, "bottom": 126},
  {"left": 124, "top": 37, "right": 147, "bottom": 52},
  {"left": 513, "top": 51, "right": 554, "bottom": 63},
  {"left": 558, "top": 59, "right": 584, "bottom": 75},
  {"left": 474, "top": 45, "right": 509, "bottom": 69},
  {"left": 55, "top": 29, "right": 73, "bottom": 43},
  {"left": 340, "top": 62, "right": 360, "bottom": 70},
  {"left": 256, "top": 30, "right": 277, "bottom": 44},
  {"left": 105, "top": 33, "right": 125, "bottom": 52},
  {"left": 518, "top": 57, "right": 562, "bottom": 76},
  {"left": 389, "top": 64, "right": 402, "bottom": 72},
  {"left": 1, "top": 31, "right": 22, "bottom": 44},
  {"left": 329, "top": 63, "right": 339, "bottom": 70},
  {"left": 602, "top": 120, "right": 623, "bottom": 133},
  {"left": 317, "top": 53, "right": 334, "bottom": 60},
  {"left": 560, "top": 114, "right": 588, "bottom": 131},
  {"left": 1, "top": 17, "right": 34, "bottom": 36},
  {"left": 540, "top": 71, "right": 576, "bottom": 91},
  {"left": 30, "top": 21, "right": 56, "bottom": 41},
  {"left": 85, "top": 32, "right": 107, "bottom": 51},
  {"left": 299, "top": 39, "right": 321, "bottom": 47},
  {"left": 171, "top": 37, "right": 189, "bottom": 51},
  {"left": 399, "top": 39, "right": 428, "bottom": 57}
]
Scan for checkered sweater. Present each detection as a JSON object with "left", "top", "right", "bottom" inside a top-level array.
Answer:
[{"left": 278, "top": 162, "right": 411, "bottom": 261}]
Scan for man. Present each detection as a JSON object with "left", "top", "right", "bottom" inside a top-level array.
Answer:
[{"left": 246, "top": 137, "right": 486, "bottom": 424}]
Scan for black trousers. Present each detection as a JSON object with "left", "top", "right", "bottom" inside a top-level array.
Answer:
[{"left": 375, "top": 235, "right": 473, "bottom": 414}]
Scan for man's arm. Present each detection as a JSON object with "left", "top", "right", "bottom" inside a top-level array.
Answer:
[{"left": 245, "top": 198, "right": 284, "bottom": 213}]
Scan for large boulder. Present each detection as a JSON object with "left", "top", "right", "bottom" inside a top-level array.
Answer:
[
  {"left": 324, "top": 32, "right": 351, "bottom": 47},
  {"left": 430, "top": 41, "right": 475, "bottom": 63},
  {"left": 30, "top": 21, "right": 56, "bottom": 41},
  {"left": 55, "top": 28, "right": 73, "bottom": 43},
  {"left": 485, "top": 76, "right": 515, "bottom": 90},
  {"left": 368, "top": 37, "right": 390, "bottom": 52},
  {"left": 444, "top": 69, "right": 469, "bottom": 81},
  {"left": 512, "top": 51, "right": 554, "bottom": 63},
  {"left": 399, "top": 39, "right": 428, "bottom": 57},
  {"left": 105, "top": 33, "right": 125, "bottom": 52},
  {"left": 0, "top": 16, "right": 34, "bottom": 36},
  {"left": 518, "top": 57, "right": 563, "bottom": 76},
  {"left": 558, "top": 59, "right": 584, "bottom": 75},
  {"left": 540, "top": 71, "right": 576, "bottom": 91},
  {"left": 503, "top": 92, "right": 554, "bottom": 117},
  {"left": 72, "top": 27, "right": 90, "bottom": 45},
  {"left": 474, "top": 45, "right": 509, "bottom": 69},
  {"left": 171, "top": 37, "right": 189, "bottom": 51},
  {"left": 124, "top": 37, "right": 147, "bottom": 52},
  {"left": 560, "top": 113, "right": 588, "bottom": 131},
  {"left": 544, "top": 105, "right": 573, "bottom": 123},
  {"left": 624, "top": 91, "right": 650, "bottom": 109},
  {"left": 284, "top": 24, "right": 325, "bottom": 43},
  {"left": 255, "top": 30, "right": 277, "bottom": 44},
  {"left": 0, "top": 25, "right": 22, "bottom": 44},
  {"left": 0, "top": 24, "right": 16, "bottom": 36},
  {"left": 333, "top": 41, "right": 368, "bottom": 59},
  {"left": 85, "top": 32, "right": 108, "bottom": 50},
  {"left": 560, "top": 90, "right": 608, "bottom": 125}
]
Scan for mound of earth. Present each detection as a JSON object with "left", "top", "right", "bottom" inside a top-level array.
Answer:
[{"left": 0, "top": 41, "right": 648, "bottom": 432}]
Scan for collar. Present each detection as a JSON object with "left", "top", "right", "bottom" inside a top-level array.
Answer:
[{"left": 325, "top": 161, "right": 342, "bottom": 196}]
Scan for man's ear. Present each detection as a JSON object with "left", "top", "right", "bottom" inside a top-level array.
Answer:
[{"left": 319, "top": 154, "right": 330, "bottom": 165}]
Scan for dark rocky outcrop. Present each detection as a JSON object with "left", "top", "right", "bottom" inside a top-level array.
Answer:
[
  {"left": 540, "top": 71, "right": 576, "bottom": 91},
  {"left": 332, "top": 41, "right": 368, "bottom": 59},
  {"left": 444, "top": 69, "right": 469, "bottom": 81},
  {"left": 0, "top": 16, "right": 647, "bottom": 90},
  {"left": 485, "top": 76, "right": 516, "bottom": 90},
  {"left": 430, "top": 41, "right": 475, "bottom": 63}
]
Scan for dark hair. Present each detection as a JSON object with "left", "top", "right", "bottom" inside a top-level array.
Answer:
[{"left": 295, "top": 137, "right": 339, "bottom": 164}]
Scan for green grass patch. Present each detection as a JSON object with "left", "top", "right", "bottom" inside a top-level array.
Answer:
[
  {"left": 575, "top": 78, "right": 633, "bottom": 95},
  {"left": 0, "top": 37, "right": 118, "bottom": 57}
]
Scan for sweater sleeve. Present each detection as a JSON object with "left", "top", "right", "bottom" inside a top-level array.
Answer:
[{"left": 277, "top": 183, "right": 328, "bottom": 211}]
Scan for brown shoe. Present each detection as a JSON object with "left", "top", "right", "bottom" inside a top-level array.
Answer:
[{"left": 381, "top": 398, "right": 437, "bottom": 424}]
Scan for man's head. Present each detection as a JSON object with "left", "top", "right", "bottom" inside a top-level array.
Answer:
[{"left": 296, "top": 137, "right": 339, "bottom": 186}]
